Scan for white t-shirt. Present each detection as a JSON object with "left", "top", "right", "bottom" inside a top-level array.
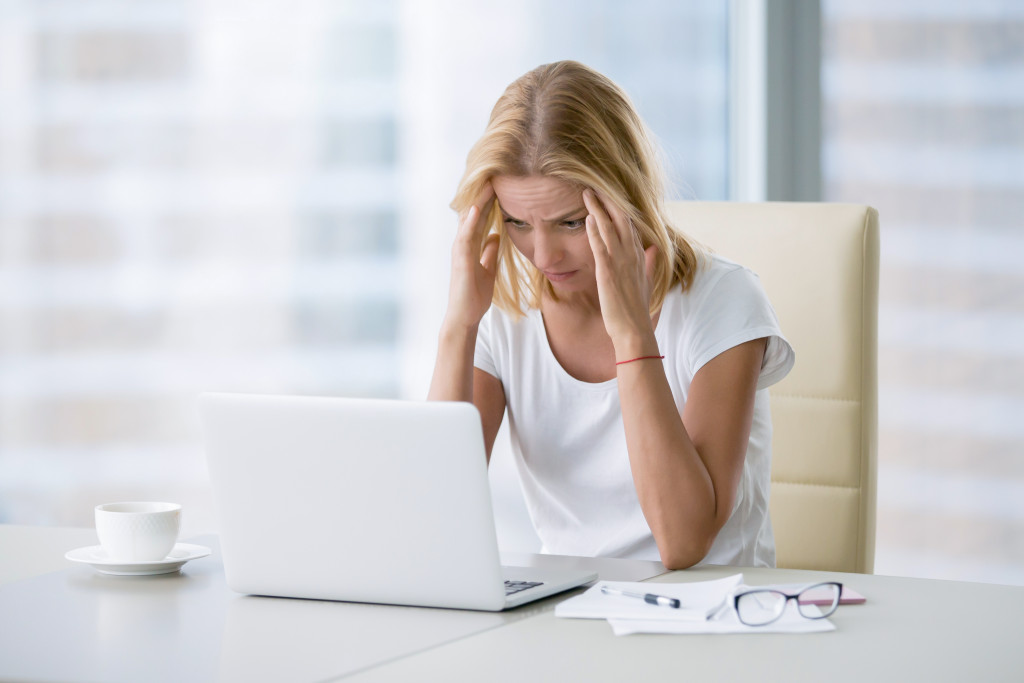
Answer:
[{"left": 474, "top": 254, "right": 795, "bottom": 567}]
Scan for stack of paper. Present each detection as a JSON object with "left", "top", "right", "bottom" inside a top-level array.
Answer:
[{"left": 554, "top": 573, "right": 837, "bottom": 636}]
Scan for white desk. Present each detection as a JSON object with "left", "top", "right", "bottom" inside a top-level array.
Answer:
[
  {"left": 2, "top": 525, "right": 1023, "bottom": 682},
  {"left": 0, "top": 525, "right": 662, "bottom": 682}
]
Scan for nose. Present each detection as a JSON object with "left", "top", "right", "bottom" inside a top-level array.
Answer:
[{"left": 531, "top": 229, "right": 564, "bottom": 271}]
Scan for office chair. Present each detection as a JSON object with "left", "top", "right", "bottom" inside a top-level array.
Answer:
[{"left": 665, "top": 201, "right": 879, "bottom": 573}]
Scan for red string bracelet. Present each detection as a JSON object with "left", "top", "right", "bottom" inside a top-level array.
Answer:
[{"left": 615, "top": 355, "right": 665, "bottom": 366}]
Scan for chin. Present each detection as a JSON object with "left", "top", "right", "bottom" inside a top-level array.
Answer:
[{"left": 548, "top": 278, "right": 593, "bottom": 295}]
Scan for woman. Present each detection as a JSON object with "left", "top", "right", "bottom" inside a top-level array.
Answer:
[{"left": 428, "top": 61, "right": 794, "bottom": 569}]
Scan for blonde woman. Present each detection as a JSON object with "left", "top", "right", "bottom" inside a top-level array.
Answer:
[{"left": 429, "top": 61, "right": 794, "bottom": 569}]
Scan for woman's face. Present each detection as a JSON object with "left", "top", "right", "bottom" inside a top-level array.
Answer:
[{"left": 491, "top": 175, "right": 596, "bottom": 295}]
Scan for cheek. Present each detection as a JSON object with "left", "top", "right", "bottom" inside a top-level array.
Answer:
[
  {"left": 504, "top": 230, "right": 532, "bottom": 258},
  {"left": 573, "top": 233, "right": 595, "bottom": 263}
]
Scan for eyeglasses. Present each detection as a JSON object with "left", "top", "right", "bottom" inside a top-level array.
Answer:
[{"left": 732, "top": 582, "right": 843, "bottom": 627}]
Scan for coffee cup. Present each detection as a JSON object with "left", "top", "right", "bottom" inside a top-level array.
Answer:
[{"left": 95, "top": 502, "right": 181, "bottom": 562}]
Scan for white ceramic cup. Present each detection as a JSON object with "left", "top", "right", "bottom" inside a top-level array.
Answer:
[{"left": 95, "top": 502, "right": 181, "bottom": 562}]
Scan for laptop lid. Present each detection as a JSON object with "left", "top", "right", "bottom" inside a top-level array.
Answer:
[{"left": 201, "top": 393, "right": 512, "bottom": 611}]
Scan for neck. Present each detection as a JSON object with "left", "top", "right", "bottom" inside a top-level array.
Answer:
[{"left": 544, "top": 285, "right": 602, "bottom": 318}]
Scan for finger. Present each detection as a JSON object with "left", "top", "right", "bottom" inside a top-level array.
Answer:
[
  {"left": 461, "top": 184, "right": 496, "bottom": 237},
  {"left": 473, "top": 181, "right": 495, "bottom": 207},
  {"left": 582, "top": 189, "right": 620, "bottom": 250},
  {"left": 644, "top": 243, "right": 658, "bottom": 287},
  {"left": 585, "top": 214, "right": 611, "bottom": 265},
  {"left": 463, "top": 181, "right": 494, "bottom": 217},
  {"left": 457, "top": 205, "right": 480, "bottom": 241},
  {"left": 600, "top": 191, "right": 634, "bottom": 239},
  {"left": 606, "top": 196, "right": 646, "bottom": 266},
  {"left": 590, "top": 189, "right": 639, "bottom": 256},
  {"left": 473, "top": 182, "right": 496, "bottom": 223},
  {"left": 631, "top": 219, "right": 646, "bottom": 266},
  {"left": 454, "top": 205, "right": 485, "bottom": 266}
]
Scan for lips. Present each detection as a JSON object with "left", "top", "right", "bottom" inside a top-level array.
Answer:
[{"left": 543, "top": 270, "right": 577, "bottom": 283}]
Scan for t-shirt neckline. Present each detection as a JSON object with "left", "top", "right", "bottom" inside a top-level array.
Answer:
[{"left": 532, "top": 300, "right": 669, "bottom": 391}]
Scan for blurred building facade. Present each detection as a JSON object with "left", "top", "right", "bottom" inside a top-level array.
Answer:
[
  {"left": 0, "top": 2, "right": 405, "bottom": 528},
  {"left": 0, "top": 1, "right": 727, "bottom": 535},
  {"left": 822, "top": 0, "right": 1024, "bottom": 583}
]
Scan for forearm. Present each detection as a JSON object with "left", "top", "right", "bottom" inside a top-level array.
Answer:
[
  {"left": 617, "top": 356, "right": 720, "bottom": 569},
  {"left": 429, "top": 184, "right": 499, "bottom": 403},
  {"left": 427, "top": 320, "right": 479, "bottom": 402},
  {"left": 618, "top": 335, "right": 766, "bottom": 569}
]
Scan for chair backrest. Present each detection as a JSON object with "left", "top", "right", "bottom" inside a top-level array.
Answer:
[{"left": 664, "top": 201, "right": 879, "bottom": 573}]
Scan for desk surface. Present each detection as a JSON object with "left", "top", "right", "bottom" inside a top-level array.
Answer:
[{"left": 2, "top": 525, "right": 1023, "bottom": 682}]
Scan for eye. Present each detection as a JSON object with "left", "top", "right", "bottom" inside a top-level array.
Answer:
[
  {"left": 562, "top": 218, "right": 586, "bottom": 230},
  {"left": 504, "top": 217, "right": 529, "bottom": 230}
]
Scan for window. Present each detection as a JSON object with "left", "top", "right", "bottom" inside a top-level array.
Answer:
[
  {"left": 0, "top": 1, "right": 730, "bottom": 536},
  {"left": 822, "top": 0, "right": 1024, "bottom": 584}
]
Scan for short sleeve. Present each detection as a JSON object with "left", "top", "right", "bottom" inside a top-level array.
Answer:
[
  {"left": 685, "top": 266, "right": 795, "bottom": 391},
  {"left": 473, "top": 308, "right": 500, "bottom": 379}
]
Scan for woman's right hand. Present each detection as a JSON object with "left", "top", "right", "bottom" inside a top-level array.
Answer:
[{"left": 444, "top": 183, "right": 500, "bottom": 330}]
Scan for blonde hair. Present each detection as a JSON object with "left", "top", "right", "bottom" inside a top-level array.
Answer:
[{"left": 452, "top": 60, "right": 702, "bottom": 316}]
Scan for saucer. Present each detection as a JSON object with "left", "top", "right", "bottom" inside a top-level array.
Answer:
[{"left": 65, "top": 543, "right": 211, "bottom": 576}]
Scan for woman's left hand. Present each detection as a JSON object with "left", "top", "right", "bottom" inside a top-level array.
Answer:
[{"left": 582, "top": 189, "right": 660, "bottom": 359}]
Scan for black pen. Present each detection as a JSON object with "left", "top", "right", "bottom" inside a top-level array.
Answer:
[{"left": 601, "top": 585, "right": 681, "bottom": 608}]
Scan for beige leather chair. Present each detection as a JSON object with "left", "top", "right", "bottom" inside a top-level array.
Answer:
[{"left": 665, "top": 201, "right": 879, "bottom": 573}]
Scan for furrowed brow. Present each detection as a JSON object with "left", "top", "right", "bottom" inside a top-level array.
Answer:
[
  {"left": 498, "top": 205, "right": 587, "bottom": 223},
  {"left": 549, "top": 206, "right": 587, "bottom": 222}
]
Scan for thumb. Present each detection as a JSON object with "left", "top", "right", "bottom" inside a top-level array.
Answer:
[{"left": 480, "top": 233, "right": 501, "bottom": 273}]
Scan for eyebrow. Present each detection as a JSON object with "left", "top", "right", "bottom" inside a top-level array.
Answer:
[{"left": 499, "top": 205, "right": 588, "bottom": 223}]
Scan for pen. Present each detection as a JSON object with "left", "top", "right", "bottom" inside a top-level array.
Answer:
[{"left": 601, "top": 585, "right": 681, "bottom": 608}]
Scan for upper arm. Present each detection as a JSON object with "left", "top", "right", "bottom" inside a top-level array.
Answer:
[
  {"left": 473, "top": 367, "right": 506, "bottom": 464},
  {"left": 681, "top": 337, "right": 767, "bottom": 527}
]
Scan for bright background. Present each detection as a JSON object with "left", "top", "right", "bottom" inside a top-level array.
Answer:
[{"left": 0, "top": 0, "right": 1021, "bottom": 585}]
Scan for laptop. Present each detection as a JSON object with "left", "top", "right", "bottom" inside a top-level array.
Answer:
[{"left": 199, "top": 392, "right": 597, "bottom": 611}]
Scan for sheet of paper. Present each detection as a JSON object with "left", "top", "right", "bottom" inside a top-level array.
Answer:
[
  {"left": 609, "top": 600, "right": 836, "bottom": 636},
  {"left": 556, "top": 576, "right": 854, "bottom": 636},
  {"left": 555, "top": 574, "right": 743, "bottom": 622}
]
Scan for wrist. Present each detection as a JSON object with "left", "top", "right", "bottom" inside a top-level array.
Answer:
[
  {"left": 615, "top": 354, "right": 664, "bottom": 367},
  {"left": 438, "top": 317, "right": 480, "bottom": 344},
  {"left": 612, "top": 331, "right": 660, "bottom": 364}
]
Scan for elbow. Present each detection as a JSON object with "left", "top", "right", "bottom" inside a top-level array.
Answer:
[
  {"left": 657, "top": 537, "right": 714, "bottom": 571},
  {"left": 658, "top": 549, "right": 704, "bottom": 571},
  {"left": 660, "top": 556, "right": 696, "bottom": 571}
]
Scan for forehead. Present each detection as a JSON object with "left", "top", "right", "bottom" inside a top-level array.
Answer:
[{"left": 492, "top": 176, "right": 581, "bottom": 217}]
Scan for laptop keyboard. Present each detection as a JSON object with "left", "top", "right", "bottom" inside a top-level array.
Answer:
[{"left": 505, "top": 580, "right": 543, "bottom": 596}]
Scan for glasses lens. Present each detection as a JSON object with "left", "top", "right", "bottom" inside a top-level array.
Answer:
[
  {"left": 797, "top": 583, "right": 841, "bottom": 618},
  {"left": 736, "top": 591, "right": 787, "bottom": 626}
]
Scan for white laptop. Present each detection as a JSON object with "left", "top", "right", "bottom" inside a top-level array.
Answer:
[{"left": 199, "top": 392, "right": 597, "bottom": 611}]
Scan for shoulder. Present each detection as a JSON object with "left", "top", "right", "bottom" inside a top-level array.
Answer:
[
  {"left": 663, "top": 253, "right": 765, "bottom": 315},
  {"left": 477, "top": 305, "right": 542, "bottom": 351},
  {"left": 659, "top": 253, "right": 793, "bottom": 386},
  {"left": 693, "top": 253, "right": 761, "bottom": 296}
]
